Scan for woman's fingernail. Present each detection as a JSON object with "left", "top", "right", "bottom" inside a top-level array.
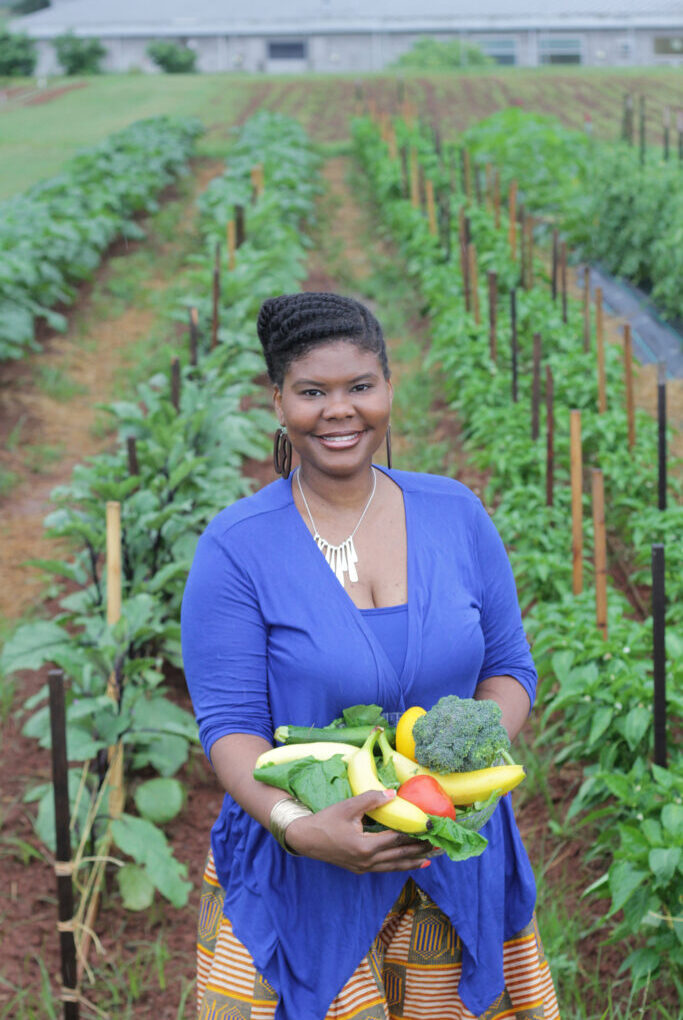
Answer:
[
  {"left": 384, "top": 789, "right": 396, "bottom": 800},
  {"left": 419, "top": 860, "right": 431, "bottom": 869}
]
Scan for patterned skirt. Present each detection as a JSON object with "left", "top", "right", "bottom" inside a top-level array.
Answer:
[{"left": 197, "top": 849, "right": 561, "bottom": 1020}]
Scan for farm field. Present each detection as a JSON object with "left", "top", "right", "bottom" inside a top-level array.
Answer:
[
  {"left": 0, "top": 70, "right": 681, "bottom": 1019},
  {"left": 0, "top": 67, "right": 682, "bottom": 197}
]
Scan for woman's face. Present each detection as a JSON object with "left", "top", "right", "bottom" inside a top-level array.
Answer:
[{"left": 274, "top": 340, "right": 393, "bottom": 479}]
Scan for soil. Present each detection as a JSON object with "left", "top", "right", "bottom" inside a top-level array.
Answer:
[{"left": 0, "top": 148, "right": 676, "bottom": 1019}]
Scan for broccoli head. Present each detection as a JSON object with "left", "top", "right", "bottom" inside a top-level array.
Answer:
[{"left": 412, "top": 695, "right": 511, "bottom": 773}]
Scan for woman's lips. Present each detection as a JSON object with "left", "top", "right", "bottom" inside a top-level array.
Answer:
[{"left": 315, "top": 430, "right": 364, "bottom": 450}]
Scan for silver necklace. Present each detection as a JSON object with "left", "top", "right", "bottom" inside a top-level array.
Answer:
[{"left": 296, "top": 468, "right": 377, "bottom": 586}]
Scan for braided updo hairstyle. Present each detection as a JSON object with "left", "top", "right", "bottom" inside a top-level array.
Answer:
[{"left": 257, "top": 292, "right": 389, "bottom": 388}]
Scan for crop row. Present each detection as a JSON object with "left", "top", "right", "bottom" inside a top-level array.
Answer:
[
  {"left": 1, "top": 112, "right": 322, "bottom": 909},
  {"left": 0, "top": 115, "right": 202, "bottom": 361},
  {"left": 352, "top": 112, "right": 682, "bottom": 997},
  {"left": 460, "top": 107, "right": 683, "bottom": 322}
]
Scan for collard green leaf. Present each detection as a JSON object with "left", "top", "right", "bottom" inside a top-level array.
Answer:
[
  {"left": 415, "top": 815, "right": 488, "bottom": 862},
  {"left": 117, "top": 864, "right": 155, "bottom": 911},
  {"left": 1, "top": 620, "right": 70, "bottom": 675},
  {"left": 134, "top": 777, "right": 185, "bottom": 824}
]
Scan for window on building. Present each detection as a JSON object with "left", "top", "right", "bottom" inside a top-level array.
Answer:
[
  {"left": 538, "top": 37, "right": 582, "bottom": 65},
  {"left": 478, "top": 38, "right": 516, "bottom": 65},
  {"left": 654, "top": 37, "right": 683, "bottom": 55},
  {"left": 268, "top": 41, "right": 306, "bottom": 60}
]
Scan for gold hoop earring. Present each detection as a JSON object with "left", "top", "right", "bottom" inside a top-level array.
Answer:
[{"left": 273, "top": 426, "right": 292, "bottom": 479}]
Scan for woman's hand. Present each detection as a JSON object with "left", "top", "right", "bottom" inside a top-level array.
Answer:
[{"left": 284, "top": 790, "right": 432, "bottom": 873}]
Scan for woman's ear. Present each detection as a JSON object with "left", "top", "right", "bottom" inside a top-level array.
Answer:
[
  {"left": 387, "top": 378, "right": 394, "bottom": 407},
  {"left": 273, "top": 385, "right": 284, "bottom": 425}
]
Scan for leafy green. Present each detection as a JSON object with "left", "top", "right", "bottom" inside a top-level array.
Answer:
[
  {"left": 254, "top": 755, "right": 352, "bottom": 813},
  {"left": 416, "top": 815, "right": 488, "bottom": 862}
]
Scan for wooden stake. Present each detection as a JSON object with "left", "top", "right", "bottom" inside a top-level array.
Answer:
[
  {"left": 409, "top": 147, "right": 420, "bottom": 208},
  {"left": 487, "top": 271, "right": 497, "bottom": 362},
  {"left": 595, "top": 287, "right": 607, "bottom": 413},
  {"left": 467, "top": 242, "right": 480, "bottom": 324},
  {"left": 546, "top": 365, "right": 554, "bottom": 507},
  {"left": 560, "top": 241, "right": 568, "bottom": 324},
  {"left": 485, "top": 163, "right": 494, "bottom": 213},
  {"left": 591, "top": 468, "right": 608, "bottom": 639},
  {"left": 510, "top": 289, "right": 518, "bottom": 402},
  {"left": 508, "top": 180, "right": 518, "bottom": 262},
  {"left": 663, "top": 106, "right": 670, "bottom": 161},
  {"left": 652, "top": 543, "right": 667, "bottom": 768},
  {"left": 531, "top": 333, "right": 541, "bottom": 440},
  {"left": 126, "top": 436, "right": 138, "bottom": 477},
  {"left": 387, "top": 121, "right": 398, "bottom": 160},
  {"left": 570, "top": 410, "right": 583, "bottom": 595},
  {"left": 493, "top": 168, "right": 501, "bottom": 229},
  {"left": 250, "top": 163, "right": 264, "bottom": 200},
  {"left": 212, "top": 244, "right": 220, "bottom": 350},
  {"left": 106, "top": 502, "right": 121, "bottom": 631},
  {"left": 519, "top": 205, "right": 526, "bottom": 287},
  {"left": 49, "top": 668, "right": 80, "bottom": 1020},
  {"left": 227, "top": 221, "right": 236, "bottom": 271},
  {"left": 459, "top": 207, "right": 470, "bottom": 312},
  {"left": 551, "top": 229, "right": 559, "bottom": 302},
  {"left": 527, "top": 214, "right": 534, "bottom": 289},
  {"left": 623, "top": 323, "right": 635, "bottom": 449},
  {"left": 189, "top": 306, "right": 199, "bottom": 366},
  {"left": 170, "top": 356, "right": 180, "bottom": 413},
  {"left": 425, "top": 179, "right": 437, "bottom": 236},
  {"left": 463, "top": 148, "right": 472, "bottom": 202},
  {"left": 658, "top": 362, "right": 667, "bottom": 511},
  {"left": 583, "top": 266, "right": 591, "bottom": 351},
  {"left": 234, "top": 204, "right": 245, "bottom": 248}
]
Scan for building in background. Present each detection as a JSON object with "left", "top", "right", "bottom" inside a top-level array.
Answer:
[{"left": 11, "top": 0, "right": 683, "bottom": 75}]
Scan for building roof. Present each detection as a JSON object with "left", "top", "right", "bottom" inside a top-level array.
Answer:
[{"left": 12, "top": 0, "right": 683, "bottom": 37}]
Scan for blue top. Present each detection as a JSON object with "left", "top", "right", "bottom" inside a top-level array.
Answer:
[
  {"left": 359, "top": 603, "right": 408, "bottom": 678},
  {"left": 181, "top": 467, "right": 537, "bottom": 1020}
]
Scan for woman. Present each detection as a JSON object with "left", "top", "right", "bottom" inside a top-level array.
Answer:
[{"left": 181, "top": 292, "right": 560, "bottom": 1020}]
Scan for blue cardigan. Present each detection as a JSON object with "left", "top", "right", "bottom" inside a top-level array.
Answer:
[{"left": 181, "top": 467, "right": 537, "bottom": 1019}]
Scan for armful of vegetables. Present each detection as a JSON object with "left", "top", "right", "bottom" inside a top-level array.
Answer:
[{"left": 254, "top": 727, "right": 494, "bottom": 862}]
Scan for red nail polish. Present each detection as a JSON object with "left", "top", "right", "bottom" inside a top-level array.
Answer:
[{"left": 419, "top": 860, "right": 431, "bottom": 869}]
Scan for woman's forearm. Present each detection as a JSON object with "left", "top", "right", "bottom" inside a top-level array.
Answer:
[
  {"left": 475, "top": 675, "right": 531, "bottom": 743},
  {"left": 210, "top": 732, "right": 293, "bottom": 830}
]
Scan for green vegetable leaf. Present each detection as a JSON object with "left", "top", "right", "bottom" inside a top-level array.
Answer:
[
  {"left": 134, "top": 777, "right": 185, "bottom": 824},
  {"left": 341, "top": 704, "right": 386, "bottom": 727},
  {"left": 117, "top": 864, "right": 155, "bottom": 911},
  {"left": 376, "top": 757, "right": 400, "bottom": 790},
  {"left": 415, "top": 815, "right": 488, "bottom": 862},
  {"left": 254, "top": 754, "right": 352, "bottom": 813}
]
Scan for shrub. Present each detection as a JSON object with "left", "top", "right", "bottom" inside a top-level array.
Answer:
[
  {"left": 392, "top": 37, "right": 493, "bottom": 70},
  {"left": 0, "top": 29, "right": 37, "bottom": 76},
  {"left": 11, "top": 0, "right": 50, "bottom": 13},
  {"left": 147, "top": 40, "right": 197, "bottom": 73},
  {"left": 54, "top": 31, "right": 106, "bottom": 75}
]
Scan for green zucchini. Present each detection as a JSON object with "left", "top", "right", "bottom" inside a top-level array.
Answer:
[{"left": 274, "top": 724, "right": 396, "bottom": 748}]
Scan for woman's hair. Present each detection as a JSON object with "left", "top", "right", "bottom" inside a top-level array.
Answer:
[{"left": 256, "top": 292, "right": 389, "bottom": 387}]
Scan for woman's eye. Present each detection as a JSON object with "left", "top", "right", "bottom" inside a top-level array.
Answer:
[
  {"left": 352, "top": 383, "right": 372, "bottom": 392},
  {"left": 301, "top": 388, "right": 323, "bottom": 397}
]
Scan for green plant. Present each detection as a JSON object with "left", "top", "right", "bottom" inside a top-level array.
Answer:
[
  {"left": 33, "top": 365, "right": 87, "bottom": 401},
  {"left": 0, "top": 28, "right": 36, "bottom": 76},
  {"left": 147, "top": 40, "right": 197, "bottom": 74},
  {"left": 54, "top": 31, "right": 106, "bottom": 75},
  {"left": 392, "top": 37, "right": 493, "bottom": 69},
  {"left": 0, "top": 115, "right": 202, "bottom": 360},
  {"left": 11, "top": 0, "right": 49, "bottom": 12},
  {"left": 352, "top": 110, "right": 682, "bottom": 1000}
]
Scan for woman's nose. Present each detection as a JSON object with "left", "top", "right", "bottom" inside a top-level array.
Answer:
[{"left": 322, "top": 393, "right": 354, "bottom": 418}]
